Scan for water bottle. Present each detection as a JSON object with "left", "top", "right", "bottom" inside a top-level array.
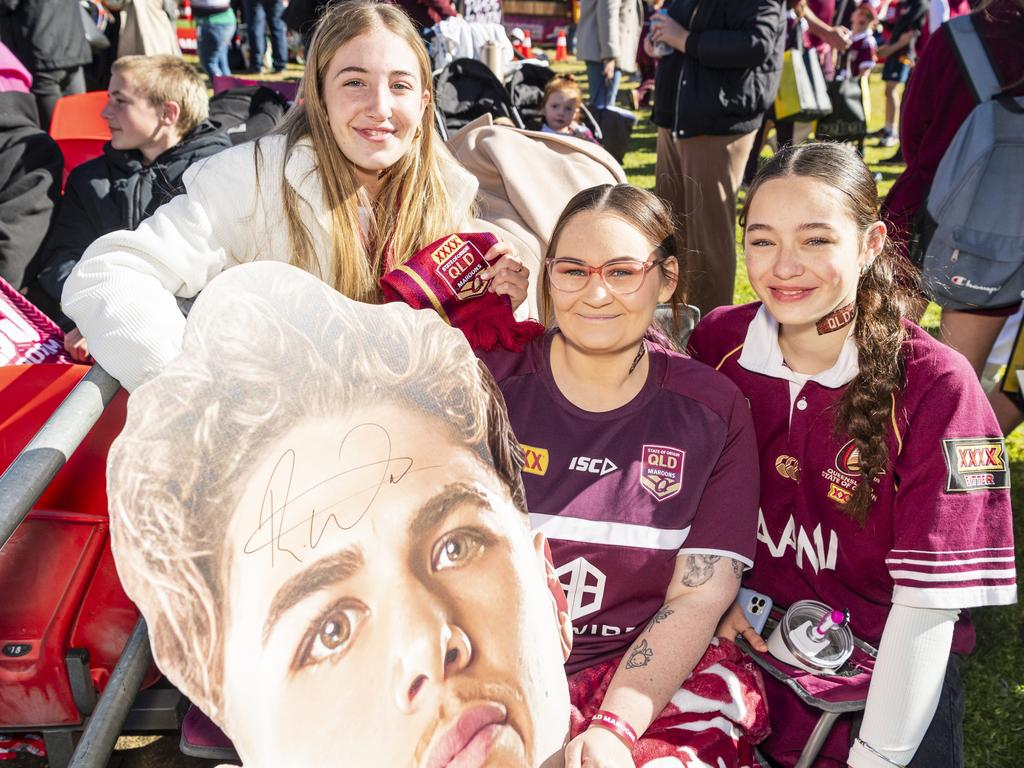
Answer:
[
  {"left": 652, "top": 9, "right": 674, "bottom": 58},
  {"left": 481, "top": 40, "right": 503, "bottom": 78}
]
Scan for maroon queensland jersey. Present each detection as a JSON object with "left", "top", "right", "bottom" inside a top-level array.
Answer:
[
  {"left": 482, "top": 332, "right": 760, "bottom": 674},
  {"left": 688, "top": 303, "right": 1017, "bottom": 655},
  {"left": 840, "top": 32, "right": 876, "bottom": 79}
]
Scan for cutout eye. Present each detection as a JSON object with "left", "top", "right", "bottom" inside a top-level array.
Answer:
[
  {"left": 294, "top": 601, "right": 368, "bottom": 671},
  {"left": 431, "top": 529, "right": 486, "bottom": 571}
]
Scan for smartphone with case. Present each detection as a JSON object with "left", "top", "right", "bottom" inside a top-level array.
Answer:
[{"left": 738, "top": 587, "right": 773, "bottom": 636}]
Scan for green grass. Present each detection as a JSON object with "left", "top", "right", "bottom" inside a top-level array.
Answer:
[{"left": 562, "top": 58, "right": 1024, "bottom": 767}]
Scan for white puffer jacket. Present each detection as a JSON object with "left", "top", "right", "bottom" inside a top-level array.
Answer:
[{"left": 62, "top": 133, "right": 479, "bottom": 392}]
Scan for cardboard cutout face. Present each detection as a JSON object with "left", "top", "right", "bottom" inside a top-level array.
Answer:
[{"left": 107, "top": 262, "right": 572, "bottom": 768}]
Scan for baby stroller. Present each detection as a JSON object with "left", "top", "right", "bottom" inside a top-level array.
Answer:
[
  {"left": 433, "top": 57, "right": 524, "bottom": 139},
  {"left": 507, "top": 60, "right": 635, "bottom": 164},
  {"left": 506, "top": 60, "right": 602, "bottom": 137}
]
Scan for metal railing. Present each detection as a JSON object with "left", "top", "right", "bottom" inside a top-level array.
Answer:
[
  {"left": 67, "top": 618, "right": 153, "bottom": 768},
  {"left": 0, "top": 365, "right": 120, "bottom": 548},
  {"left": 0, "top": 365, "right": 160, "bottom": 768}
]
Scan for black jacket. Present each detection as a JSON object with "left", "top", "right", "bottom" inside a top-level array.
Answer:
[
  {"left": 33, "top": 121, "right": 231, "bottom": 323},
  {"left": 653, "top": 0, "right": 786, "bottom": 137},
  {"left": 0, "top": 91, "right": 61, "bottom": 289},
  {"left": 0, "top": 0, "right": 91, "bottom": 72}
]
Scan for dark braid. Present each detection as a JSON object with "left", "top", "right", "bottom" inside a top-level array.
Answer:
[
  {"left": 741, "top": 143, "right": 921, "bottom": 523},
  {"left": 840, "top": 238, "right": 917, "bottom": 521}
]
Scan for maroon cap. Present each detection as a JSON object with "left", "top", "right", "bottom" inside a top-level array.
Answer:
[{"left": 380, "top": 232, "right": 543, "bottom": 352}]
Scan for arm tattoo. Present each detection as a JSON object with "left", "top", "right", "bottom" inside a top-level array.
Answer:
[
  {"left": 731, "top": 559, "right": 744, "bottom": 580},
  {"left": 625, "top": 639, "right": 654, "bottom": 669},
  {"left": 644, "top": 606, "right": 674, "bottom": 633},
  {"left": 680, "top": 554, "right": 720, "bottom": 587}
]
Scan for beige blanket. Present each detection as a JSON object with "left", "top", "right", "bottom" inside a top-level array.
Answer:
[{"left": 448, "top": 115, "right": 627, "bottom": 318}]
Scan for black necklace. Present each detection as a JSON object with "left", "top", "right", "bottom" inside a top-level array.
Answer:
[{"left": 628, "top": 342, "right": 646, "bottom": 375}]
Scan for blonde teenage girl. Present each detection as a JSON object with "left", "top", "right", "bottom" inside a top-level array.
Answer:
[{"left": 62, "top": 0, "right": 528, "bottom": 391}]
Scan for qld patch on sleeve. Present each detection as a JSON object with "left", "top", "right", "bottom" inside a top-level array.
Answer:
[{"left": 941, "top": 437, "right": 1010, "bottom": 493}]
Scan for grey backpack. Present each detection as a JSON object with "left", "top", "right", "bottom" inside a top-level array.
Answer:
[{"left": 920, "top": 15, "right": 1024, "bottom": 310}]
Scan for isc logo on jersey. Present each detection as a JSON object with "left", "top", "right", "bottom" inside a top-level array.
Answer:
[
  {"left": 942, "top": 437, "right": 1009, "bottom": 492},
  {"left": 569, "top": 456, "right": 618, "bottom": 476}
]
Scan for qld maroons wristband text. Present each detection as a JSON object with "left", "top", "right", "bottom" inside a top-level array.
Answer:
[{"left": 588, "top": 709, "right": 639, "bottom": 746}]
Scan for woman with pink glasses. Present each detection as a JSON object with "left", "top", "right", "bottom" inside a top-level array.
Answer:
[{"left": 480, "top": 183, "right": 766, "bottom": 768}]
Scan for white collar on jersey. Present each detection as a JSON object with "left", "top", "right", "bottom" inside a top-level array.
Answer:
[{"left": 737, "top": 305, "right": 859, "bottom": 389}]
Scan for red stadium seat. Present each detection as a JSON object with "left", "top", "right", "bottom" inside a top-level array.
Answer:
[{"left": 0, "top": 365, "right": 151, "bottom": 731}]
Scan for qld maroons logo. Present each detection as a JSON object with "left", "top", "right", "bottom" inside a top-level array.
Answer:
[
  {"left": 639, "top": 445, "right": 685, "bottom": 501},
  {"left": 430, "top": 234, "right": 490, "bottom": 301}
]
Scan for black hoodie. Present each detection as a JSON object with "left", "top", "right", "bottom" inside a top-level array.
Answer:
[
  {"left": 0, "top": 90, "right": 62, "bottom": 289},
  {"left": 33, "top": 120, "right": 231, "bottom": 324},
  {"left": 0, "top": 0, "right": 91, "bottom": 72},
  {"left": 652, "top": 0, "right": 786, "bottom": 138}
]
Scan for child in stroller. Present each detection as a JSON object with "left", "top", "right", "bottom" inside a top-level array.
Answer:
[{"left": 539, "top": 74, "right": 600, "bottom": 144}]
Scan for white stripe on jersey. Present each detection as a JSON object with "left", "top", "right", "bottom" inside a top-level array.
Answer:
[
  {"left": 893, "top": 583, "right": 1018, "bottom": 609},
  {"left": 529, "top": 513, "right": 690, "bottom": 550},
  {"left": 886, "top": 555, "right": 1016, "bottom": 567},
  {"left": 678, "top": 547, "right": 754, "bottom": 570},
  {"left": 889, "top": 568, "right": 1017, "bottom": 583}
]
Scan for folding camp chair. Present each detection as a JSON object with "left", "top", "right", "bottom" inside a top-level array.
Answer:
[{"left": 737, "top": 606, "right": 878, "bottom": 768}]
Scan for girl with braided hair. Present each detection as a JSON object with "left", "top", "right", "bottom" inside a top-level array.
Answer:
[{"left": 688, "top": 142, "right": 1016, "bottom": 768}]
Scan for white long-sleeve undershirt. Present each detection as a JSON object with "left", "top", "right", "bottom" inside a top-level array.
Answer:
[{"left": 847, "top": 604, "right": 959, "bottom": 768}]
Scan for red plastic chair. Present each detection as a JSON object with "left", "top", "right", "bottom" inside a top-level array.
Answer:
[
  {"left": 0, "top": 364, "right": 146, "bottom": 723},
  {"left": 48, "top": 91, "right": 111, "bottom": 187}
]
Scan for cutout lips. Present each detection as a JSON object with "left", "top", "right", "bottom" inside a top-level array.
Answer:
[{"left": 424, "top": 702, "right": 508, "bottom": 768}]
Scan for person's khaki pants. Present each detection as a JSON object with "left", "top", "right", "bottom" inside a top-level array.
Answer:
[{"left": 655, "top": 128, "right": 757, "bottom": 316}]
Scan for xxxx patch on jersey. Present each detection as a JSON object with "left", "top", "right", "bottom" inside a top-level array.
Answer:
[
  {"left": 941, "top": 437, "right": 1010, "bottom": 493},
  {"left": 521, "top": 443, "right": 549, "bottom": 476}
]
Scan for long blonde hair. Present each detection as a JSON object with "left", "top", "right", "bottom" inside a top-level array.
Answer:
[{"left": 270, "top": 1, "right": 463, "bottom": 302}]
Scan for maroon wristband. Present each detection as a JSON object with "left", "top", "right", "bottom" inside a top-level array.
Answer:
[{"left": 588, "top": 710, "right": 638, "bottom": 746}]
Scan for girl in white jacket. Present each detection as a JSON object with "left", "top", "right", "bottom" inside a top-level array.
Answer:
[{"left": 62, "top": 0, "right": 527, "bottom": 391}]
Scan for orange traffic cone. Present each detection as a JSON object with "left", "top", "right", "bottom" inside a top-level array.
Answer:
[
  {"left": 523, "top": 30, "right": 532, "bottom": 59},
  {"left": 181, "top": 0, "right": 192, "bottom": 20},
  {"left": 554, "top": 27, "right": 568, "bottom": 61}
]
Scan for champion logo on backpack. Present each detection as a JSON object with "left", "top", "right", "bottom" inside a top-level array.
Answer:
[{"left": 950, "top": 275, "right": 1001, "bottom": 294}]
